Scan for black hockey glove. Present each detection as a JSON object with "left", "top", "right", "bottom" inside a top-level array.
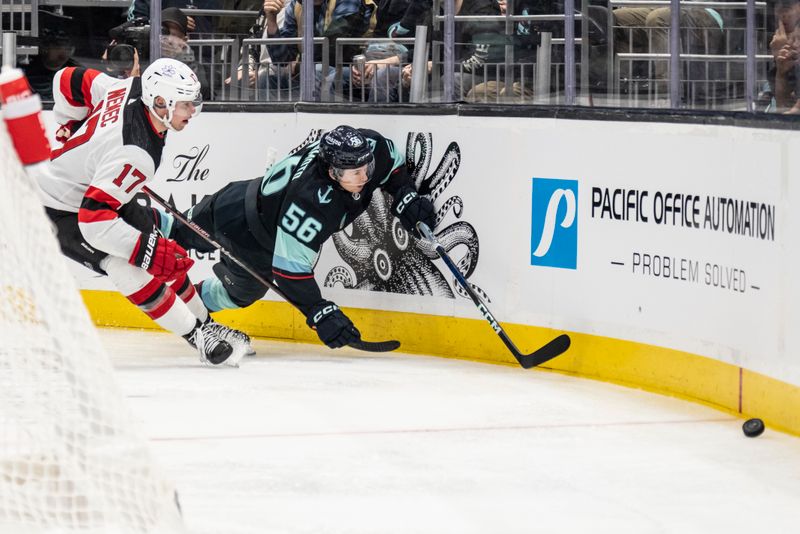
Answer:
[
  {"left": 392, "top": 187, "right": 435, "bottom": 238},
  {"left": 306, "top": 301, "right": 361, "bottom": 349}
]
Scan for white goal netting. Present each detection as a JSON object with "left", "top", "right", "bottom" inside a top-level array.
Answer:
[{"left": 0, "top": 112, "right": 185, "bottom": 532}]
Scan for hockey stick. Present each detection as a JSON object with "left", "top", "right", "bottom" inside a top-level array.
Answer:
[
  {"left": 417, "top": 222, "right": 570, "bottom": 369},
  {"left": 142, "top": 186, "right": 400, "bottom": 353}
]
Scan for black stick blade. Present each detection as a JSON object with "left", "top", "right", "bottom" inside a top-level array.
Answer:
[
  {"left": 518, "top": 334, "right": 571, "bottom": 369},
  {"left": 349, "top": 339, "right": 401, "bottom": 353}
]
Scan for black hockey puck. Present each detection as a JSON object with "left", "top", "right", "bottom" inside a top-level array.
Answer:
[{"left": 742, "top": 418, "right": 765, "bottom": 438}]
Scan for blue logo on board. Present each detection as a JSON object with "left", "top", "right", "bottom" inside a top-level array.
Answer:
[{"left": 530, "top": 178, "right": 578, "bottom": 269}]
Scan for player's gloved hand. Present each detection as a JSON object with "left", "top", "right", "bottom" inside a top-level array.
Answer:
[
  {"left": 130, "top": 228, "right": 194, "bottom": 282},
  {"left": 392, "top": 187, "right": 436, "bottom": 238},
  {"left": 388, "top": 22, "right": 410, "bottom": 38},
  {"left": 306, "top": 300, "right": 361, "bottom": 349},
  {"left": 55, "top": 120, "right": 81, "bottom": 144}
]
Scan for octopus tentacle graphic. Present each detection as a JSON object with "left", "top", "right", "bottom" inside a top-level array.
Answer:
[
  {"left": 327, "top": 193, "right": 454, "bottom": 297},
  {"left": 289, "top": 129, "right": 323, "bottom": 155},
  {"left": 332, "top": 229, "right": 372, "bottom": 265},
  {"left": 431, "top": 221, "right": 490, "bottom": 302},
  {"left": 409, "top": 134, "right": 461, "bottom": 202},
  {"left": 324, "top": 132, "right": 488, "bottom": 302},
  {"left": 325, "top": 265, "right": 356, "bottom": 288},
  {"left": 435, "top": 222, "right": 478, "bottom": 277},
  {"left": 407, "top": 132, "right": 432, "bottom": 188},
  {"left": 435, "top": 196, "right": 463, "bottom": 227}
]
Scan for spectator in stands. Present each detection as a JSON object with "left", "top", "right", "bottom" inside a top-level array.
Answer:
[
  {"left": 765, "top": 0, "right": 800, "bottom": 113},
  {"left": 262, "top": 0, "right": 377, "bottom": 100},
  {"left": 24, "top": 11, "right": 81, "bottom": 100},
  {"left": 102, "top": 7, "right": 209, "bottom": 97},
  {"left": 341, "top": 47, "right": 409, "bottom": 102},
  {"left": 127, "top": 0, "right": 218, "bottom": 35},
  {"left": 225, "top": 0, "right": 284, "bottom": 93},
  {"left": 329, "top": 0, "right": 428, "bottom": 102},
  {"left": 466, "top": 0, "right": 535, "bottom": 102},
  {"left": 613, "top": 3, "right": 724, "bottom": 97},
  {"left": 162, "top": 6, "right": 190, "bottom": 38},
  {"left": 160, "top": 7, "right": 212, "bottom": 99},
  {"left": 102, "top": 44, "right": 142, "bottom": 79},
  {"left": 376, "top": 0, "right": 432, "bottom": 38},
  {"left": 448, "top": 0, "right": 505, "bottom": 99},
  {"left": 467, "top": 0, "right": 612, "bottom": 103},
  {"left": 352, "top": 0, "right": 502, "bottom": 103},
  {"left": 215, "top": 0, "right": 263, "bottom": 36},
  {"left": 361, "top": 59, "right": 443, "bottom": 102}
]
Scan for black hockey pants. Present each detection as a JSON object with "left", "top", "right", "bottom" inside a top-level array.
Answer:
[
  {"left": 45, "top": 197, "right": 161, "bottom": 275},
  {"left": 172, "top": 180, "right": 274, "bottom": 308}
]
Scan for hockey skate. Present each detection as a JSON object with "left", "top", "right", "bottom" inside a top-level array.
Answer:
[
  {"left": 205, "top": 321, "right": 255, "bottom": 363},
  {"left": 184, "top": 323, "right": 235, "bottom": 366}
]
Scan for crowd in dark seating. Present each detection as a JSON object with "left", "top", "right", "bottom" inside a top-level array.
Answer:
[{"left": 5, "top": 0, "right": 799, "bottom": 111}]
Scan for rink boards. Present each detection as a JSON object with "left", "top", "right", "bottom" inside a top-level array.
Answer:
[{"left": 43, "top": 110, "right": 800, "bottom": 436}]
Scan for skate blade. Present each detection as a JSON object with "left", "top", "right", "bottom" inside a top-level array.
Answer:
[{"left": 224, "top": 343, "right": 248, "bottom": 368}]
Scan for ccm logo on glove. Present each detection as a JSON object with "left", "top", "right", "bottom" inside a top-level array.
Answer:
[
  {"left": 392, "top": 187, "right": 436, "bottom": 237},
  {"left": 312, "top": 303, "right": 339, "bottom": 323},
  {"left": 394, "top": 191, "right": 418, "bottom": 214},
  {"left": 307, "top": 300, "right": 361, "bottom": 349}
]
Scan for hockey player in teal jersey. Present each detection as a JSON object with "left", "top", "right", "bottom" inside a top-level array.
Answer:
[{"left": 171, "top": 125, "right": 436, "bottom": 349}]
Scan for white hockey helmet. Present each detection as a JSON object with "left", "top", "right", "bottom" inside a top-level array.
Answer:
[{"left": 141, "top": 57, "right": 202, "bottom": 130}]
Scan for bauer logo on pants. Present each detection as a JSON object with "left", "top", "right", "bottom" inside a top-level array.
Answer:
[{"left": 530, "top": 178, "right": 578, "bottom": 269}]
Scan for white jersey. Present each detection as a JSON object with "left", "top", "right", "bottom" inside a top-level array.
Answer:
[
  {"left": 52, "top": 66, "right": 111, "bottom": 129},
  {"left": 42, "top": 67, "right": 167, "bottom": 261}
]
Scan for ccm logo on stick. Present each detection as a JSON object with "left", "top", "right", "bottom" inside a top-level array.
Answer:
[{"left": 477, "top": 303, "right": 501, "bottom": 333}]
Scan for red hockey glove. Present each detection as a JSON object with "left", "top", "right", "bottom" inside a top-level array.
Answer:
[
  {"left": 130, "top": 228, "right": 194, "bottom": 282},
  {"left": 55, "top": 120, "right": 82, "bottom": 144}
]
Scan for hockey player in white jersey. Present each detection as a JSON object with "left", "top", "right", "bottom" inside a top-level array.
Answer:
[{"left": 32, "top": 58, "right": 245, "bottom": 366}]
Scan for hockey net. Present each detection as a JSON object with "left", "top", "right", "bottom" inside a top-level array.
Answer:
[{"left": 0, "top": 107, "right": 185, "bottom": 532}]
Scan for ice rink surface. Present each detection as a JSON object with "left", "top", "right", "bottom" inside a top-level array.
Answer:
[{"left": 101, "top": 328, "right": 800, "bottom": 534}]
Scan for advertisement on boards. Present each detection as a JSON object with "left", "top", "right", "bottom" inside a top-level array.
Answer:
[{"left": 45, "top": 110, "right": 798, "bottom": 385}]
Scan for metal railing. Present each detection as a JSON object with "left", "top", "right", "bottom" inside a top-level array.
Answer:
[
  {"left": 607, "top": 0, "right": 769, "bottom": 110},
  {"left": 615, "top": 52, "right": 773, "bottom": 108},
  {"left": 1, "top": 0, "right": 39, "bottom": 61},
  {"left": 431, "top": 10, "right": 589, "bottom": 104},
  {"left": 213, "top": 36, "right": 329, "bottom": 102},
  {"left": 1, "top": 0, "right": 793, "bottom": 114},
  {"left": 331, "top": 37, "right": 416, "bottom": 103},
  {"left": 187, "top": 38, "right": 238, "bottom": 101},
  {"left": 1, "top": 0, "right": 38, "bottom": 35}
]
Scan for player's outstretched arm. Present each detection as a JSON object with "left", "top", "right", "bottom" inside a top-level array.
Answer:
[
  {"left": 360, "top": 130, "right": 435, "bottom": 236},
  {"left": 143, "top": 186, "right": 401, "bottom": 353}
]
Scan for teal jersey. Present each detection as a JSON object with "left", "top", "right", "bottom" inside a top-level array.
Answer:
[{"left": 247, "top": 128, "right": 411, "bottom": 312}]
